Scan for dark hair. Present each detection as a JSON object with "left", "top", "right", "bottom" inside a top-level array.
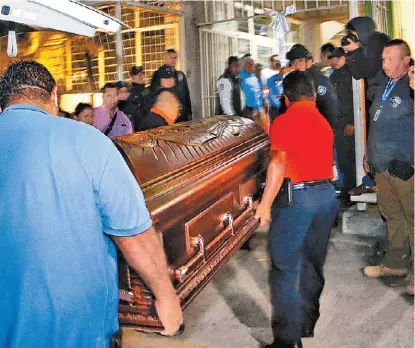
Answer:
[
  {"left": 59, "top": 108, "right": 72, "bottom": 119},
  {"left": 270, "top": 54, "right": 279, "bottom": 62},
  {"left": 101, "top": 82, "right": 117, "bottom": 93},
  {"left": 384, "top": 39, "right": 411, "bottom": 57},
  {"left": 74, "top": 102, "right": 93, "bottom": 117},
  {"left": 0, "top": 60, "right": 56, "bottom": 110},
  {"left": 227, "top": 56, "right": 239, "bottom": 67},
  {"left": 320, "top": 43, "right": 335, "bottom": 55},
  {"left": 283, "top": 71, "right": 315, "bottom": 102},
  {"left": 167, "top": 49, "right": 177, "bottom": 54}
]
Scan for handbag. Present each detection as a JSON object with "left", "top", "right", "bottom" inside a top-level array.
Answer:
[{"left": 274, "top": 178, "right": 292, "bottom": 208}]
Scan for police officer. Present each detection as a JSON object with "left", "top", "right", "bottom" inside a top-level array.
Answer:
[
  {"left": 240, "top": 57, "right": 264, "bottom": 120},
  {"left": 217, "top": 56, "right": 243, "bottom": 116},
  {"left": 151, "top": 49, "right": 192, "bottom": 122},
  {"left": 284, "top": 44, "right": 338, "bottom": 128},
  {"left": 362, "top": 40, "right": 414, "bottom": 293},
  {"left": 329, "top": 47, "right": 356, "bottom": 205}
]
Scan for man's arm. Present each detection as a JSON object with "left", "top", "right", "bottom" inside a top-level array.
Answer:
[
  {"left": 217, "top": 78, "right": 235, "bottom": 115},
  {"left": 94, "top": 139, "right": 182, "bottom": 335},
  {"left": 255, "top": 150, "right": 287, "bottom": 226},
  {"left": 121, "top": 112, "right": 133, "bottom": 135},
  {"left": 113, "top": 227, "right": 183, "bottom": 335}
]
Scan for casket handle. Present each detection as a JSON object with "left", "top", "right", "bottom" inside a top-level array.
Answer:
[
  {"left": 190, "top": 234, "right": 207, "bottom": 263},
  {"left": 223, "top": 212, "right": 234, "bottom": 236}
]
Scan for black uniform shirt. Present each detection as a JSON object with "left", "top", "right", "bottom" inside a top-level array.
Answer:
[{"left": 138, "top": 111, "right": 168, "bottom": 131}]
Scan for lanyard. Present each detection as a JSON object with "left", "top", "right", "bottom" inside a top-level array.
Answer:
[
  {"left": 373, "top": 79, "right": 397, "bottom": 122},
  {"left": 380, "top": 79, "right": 397, "bottom": 106}
]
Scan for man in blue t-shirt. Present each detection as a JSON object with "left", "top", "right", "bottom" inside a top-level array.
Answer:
[
  {"left": 267, "top": 73, "right": 284, "bottom": 121},
  {"left": 0, "top": 61, "right": 183, "bottom": 348},
  {"left": 240, "top": 57, "right": 264, "bottom": 119}
]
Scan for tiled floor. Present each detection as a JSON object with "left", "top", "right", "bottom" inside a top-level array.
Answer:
[{"left": 123, "top": 228, "right": 414, "bottom": 348}]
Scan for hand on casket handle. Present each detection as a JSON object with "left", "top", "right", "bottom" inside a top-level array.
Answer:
[
  {"left": 155, "top": 296, "right": 184, "bottom": 336},
  {"left": 254, "top": 202, "right": 271, "bottom": 227}
]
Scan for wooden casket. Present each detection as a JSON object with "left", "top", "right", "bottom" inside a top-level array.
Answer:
[{"left": 113, "top": 116, "right": 270, "bottom": 331}]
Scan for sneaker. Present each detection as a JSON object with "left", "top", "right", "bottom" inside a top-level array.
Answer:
[{"left": 363, "top": 264, "right": 408, "bottom": 278}]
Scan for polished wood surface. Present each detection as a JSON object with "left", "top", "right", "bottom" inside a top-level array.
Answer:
[{"left": 114, "top": 116, "right": 270, "bottom": 330}]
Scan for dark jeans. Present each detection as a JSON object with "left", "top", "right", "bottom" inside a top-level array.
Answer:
[
  {"left": 335, "top": 133, "right": 356, "bottom": 201},
  {"left": 269, "top": 183, "right": 339, "bottom": 343}
]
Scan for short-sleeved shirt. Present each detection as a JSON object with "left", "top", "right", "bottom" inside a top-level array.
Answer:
[
  {"left": 270, "top": 100, "right": 334, "bottom": 183},
  {"left": 93, "top": 105, "right": 133, "bottom": 138},
  {"left": 267, "top": 74, "right": 284, "bottom": 108},
  {"left": 0, "top": 104, "right": 152, "bottom": 348}
]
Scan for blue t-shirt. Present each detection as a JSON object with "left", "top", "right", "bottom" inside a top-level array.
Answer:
[
  {"left": 0, "top": 105, "right": 153, "bottom": 348},
  {"left": 267, "top": 74, "right": 284, "bottom": 108},
  {"left": 240, "top": 69, "right": 264, "bottom": 111}
]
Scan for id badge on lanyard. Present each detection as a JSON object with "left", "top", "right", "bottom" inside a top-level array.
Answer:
[{"left": 373, "top": 79, "right": 396, "bottom": 122}]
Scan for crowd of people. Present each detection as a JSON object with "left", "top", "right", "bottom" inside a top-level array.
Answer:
[
  {"left": 59, "top": 48, "right": 191, "bottom": 137},
  {"left": 0, "top": 14, "right": 413, "bottom": 348}
]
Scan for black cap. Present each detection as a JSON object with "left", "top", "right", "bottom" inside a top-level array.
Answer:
[
  {"left": 329, "top": 47, "right": 345, "bottom": 58},
  {"left": 115, "top": 81, "right": 129, "bottom": 89},
  {"left": 286, "top": 44, "right": 310, "bottom": 61},
  {"left": 130, "top": 66, "right": 144, "bottom": 76},
  {"left": 159, "top": 66, "right": 175, "bottom": 79}
]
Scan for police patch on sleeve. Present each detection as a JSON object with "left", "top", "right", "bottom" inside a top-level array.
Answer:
[
  {"left": 317, "top": 85, "right": 327, "bottom": 96},
  {"left": 220, "top": 83, "right": 224, "bottom": 90},
  {"left": 390, "top": 96, "right": 402, "bottom": 108}
]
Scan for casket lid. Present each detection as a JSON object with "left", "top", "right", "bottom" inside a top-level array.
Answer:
[{"left": 113, "top": 116, "right": 268, "bottom": 191}]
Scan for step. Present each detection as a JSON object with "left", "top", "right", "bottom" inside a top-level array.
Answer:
[{"left": 342, "top": 204, "right": 386, "bottom": 239}]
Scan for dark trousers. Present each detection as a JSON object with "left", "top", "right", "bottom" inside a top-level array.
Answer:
[
  {"left": 269, "top": 106, "right": 280, "bottom": 123},
  {"left": 269, "top": 183, "right": 339, "bottom": 343},
  {"left": 335, "top": 133, "right": 356, "bottom": 201}
]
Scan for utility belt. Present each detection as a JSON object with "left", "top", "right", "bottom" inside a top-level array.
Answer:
[
  {"left": 292, "top": 179, "right": 333, "bottom": 190},
  {"left": 274, "top": 179, "right": 332, "bottom": 209}
]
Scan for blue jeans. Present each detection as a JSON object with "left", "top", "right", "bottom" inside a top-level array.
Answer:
[{"left": 268, "top": 183, "right": 339, "bottom": 343}]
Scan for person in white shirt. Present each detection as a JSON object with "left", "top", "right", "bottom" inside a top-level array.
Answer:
[{"left": 217, "top": 56, "right": 243, "bottom": 116}]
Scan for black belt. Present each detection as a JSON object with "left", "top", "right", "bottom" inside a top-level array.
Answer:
[
  {"left": 292, "top": 180, "right": 332, "bottom": 190},
  {"left": 246, "top": 107, "right": 255, "bottom": 111}
]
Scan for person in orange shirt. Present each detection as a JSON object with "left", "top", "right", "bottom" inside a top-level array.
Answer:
[{"left": 255, "top": 71, "right": 339, "bottom": 348}]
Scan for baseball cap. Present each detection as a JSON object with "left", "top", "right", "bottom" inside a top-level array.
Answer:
[
  {"left": 115, "top": 81, "right": 130, "bottom": 89},
  {"left": 130, "top": 66, "right": 144, "bottom": 76},
  {"left": 286, "top": 44, "right": 311, "bottom": 61},
  {"left": 159, "top": 66, "right": 175, "bottom": 79},
  {"left": 329, "top": 47, "right": 345, "bottom": 58}
]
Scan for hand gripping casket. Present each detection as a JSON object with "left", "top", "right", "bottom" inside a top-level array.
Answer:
[{"left": 113, "top": 116, "right": 270, "bottom": 331}]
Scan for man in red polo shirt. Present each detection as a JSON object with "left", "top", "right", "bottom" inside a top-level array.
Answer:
[{"left": 255, "top": 71, "right": 339, "bottom": 348}]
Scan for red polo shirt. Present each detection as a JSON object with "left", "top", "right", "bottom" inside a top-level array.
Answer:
[{"left": 269, "top": 100, "right": 334, "bottom": 184}]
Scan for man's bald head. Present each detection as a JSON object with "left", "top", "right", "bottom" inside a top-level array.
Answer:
[
  {"left": 154, "top": 90, "right": 178, "bottom": 106},
  {"left": 244, "top": 58, "right": 255, "bottom": 74},
  {"left": 153, "top": 89, "right": 180, "bottom": 124}
]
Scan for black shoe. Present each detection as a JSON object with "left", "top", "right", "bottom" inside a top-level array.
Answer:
[{"left": 264, "top": 339, "right": 303, "bottom": 348}]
